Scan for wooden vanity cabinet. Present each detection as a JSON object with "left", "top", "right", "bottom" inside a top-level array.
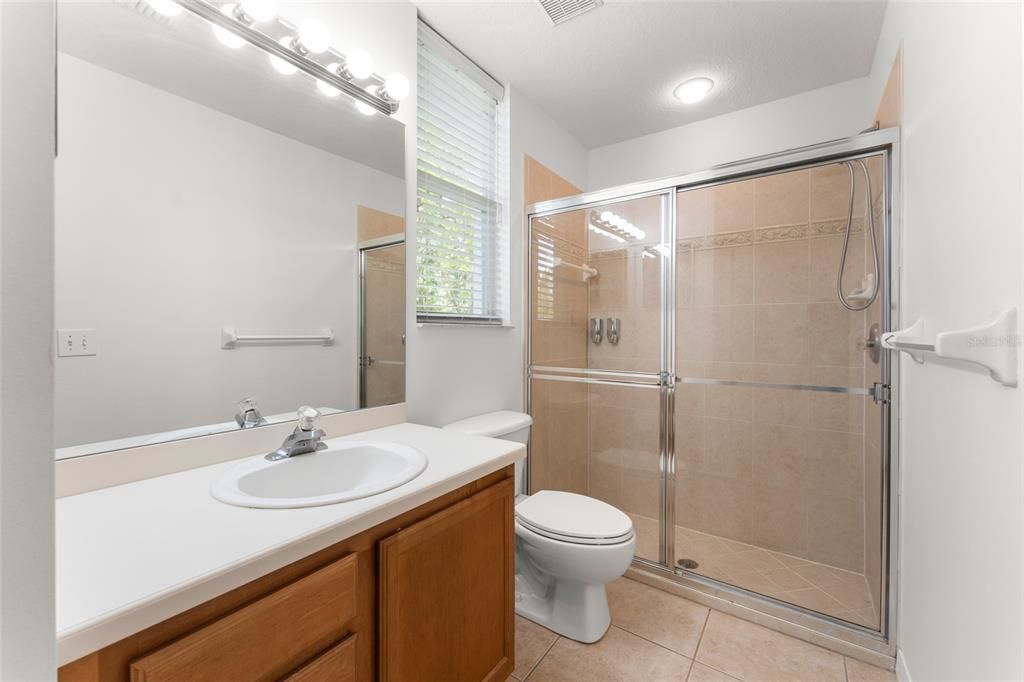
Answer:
[{"left": 58, "top": 467, "right": 514, "bottom": 682}]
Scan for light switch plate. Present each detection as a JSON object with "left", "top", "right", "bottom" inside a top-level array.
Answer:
[{"left": 57, "top": 329, "right": 96, "bottom": 357}]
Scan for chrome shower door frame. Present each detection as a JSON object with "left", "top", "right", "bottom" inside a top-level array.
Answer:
[
  {"left": 358, "top": 237, "right": 406, "bottom": 409},
  {"left": 524, "top": 128, "right": 901, "bottom": 658}
]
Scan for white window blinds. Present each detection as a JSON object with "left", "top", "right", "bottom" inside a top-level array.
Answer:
[{"left": 416, "top": 22, "right": 505, "bottom": 323}]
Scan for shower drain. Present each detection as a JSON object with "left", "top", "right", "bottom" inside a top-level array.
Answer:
[{"left": 677, "top": 558, "right": 699, "bottom": 570}]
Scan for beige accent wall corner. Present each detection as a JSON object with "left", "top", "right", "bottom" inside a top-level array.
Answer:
[
  {"left": 357, "top": 205, "right": 405, "bottom": 243},
  {"left": 525, "top": 155, "right": 591, "bottom": 496}
]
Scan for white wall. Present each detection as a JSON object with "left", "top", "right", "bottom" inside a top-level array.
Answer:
[
  {"left": 0, "top": 1, "right": 56, "bottom": 678},
  {"left": 864, "top": 3, "right": 1023, "bottom": 680},
  {"left": 587, "top": 77, "right": 874, "bottom": 190},
  {"left": 405, "top": 85, "right": 588, "bottom": 426},
  {"left": 55, "top": 54, "right": 403, "bottom": 447}
]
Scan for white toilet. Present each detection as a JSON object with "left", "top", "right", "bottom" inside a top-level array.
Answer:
[{"left": 444, "top": 411, "right": 635, "bottom": 643}]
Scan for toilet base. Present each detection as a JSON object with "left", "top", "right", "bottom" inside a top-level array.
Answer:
[{"left": 515, "top": 572, "right": 612, "bottom": 643}]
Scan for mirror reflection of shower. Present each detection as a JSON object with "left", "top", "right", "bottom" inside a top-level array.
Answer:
[{"left": 838, "top": 159, "right": 880, "bottom": 311}]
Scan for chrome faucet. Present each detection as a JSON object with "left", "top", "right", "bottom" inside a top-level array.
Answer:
[
  {"left": 235, "top": 397, "right": 266, "bottom": 429},
  {"left": 265, "top": 406, "right": 327, "bottom": 461}
]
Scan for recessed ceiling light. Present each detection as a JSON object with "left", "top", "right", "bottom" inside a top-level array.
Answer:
[{"left": 674, "top": 77, "right": 714, "bottom": 104}]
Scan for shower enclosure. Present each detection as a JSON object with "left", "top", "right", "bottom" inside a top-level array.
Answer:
[{"left": 525, "top": 129, "right": 899, "bottom": 654}]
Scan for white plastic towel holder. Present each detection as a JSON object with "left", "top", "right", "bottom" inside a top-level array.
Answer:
[{"left": 881, "top": 307, "right": 1018, "bottom": 387}]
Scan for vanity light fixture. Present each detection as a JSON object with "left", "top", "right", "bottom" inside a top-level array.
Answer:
[
  {"left": 166, "top": 0, "right": 405, "bottom": 115},
  {"left": 674, "top": 76, "right": 714, "bottom": 104},
  {"left": 344, "top": 48, "right": 375, "bottom": 80},
  {"left": 316, "top": 66, "right": 342, "bottom": 97},
  {"left": 381, "top": 73, "right": 410, "bottom": 102},
  {"left": 294, "top": 18, "right": 330, "bottom": 55},
  {"left": 269, "top": 36, "right": 299, "bottom": 75},
  {"left": 213, "top": 5, "right": 246, "bottom": 47},
  {"left": 590, "top": 210, "right": 646, "bottom": 241}
]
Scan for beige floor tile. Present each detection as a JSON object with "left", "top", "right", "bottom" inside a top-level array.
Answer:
[
  {"left": 696, "top": 611, "right": 845, "bottom": 682},
  {"left": 527, "top": 625, "right": 692, "bottom": 682},
  {"left": 687, "top": 662, "right": 742, "bottom": 681},
  {"left": 607, "top": 578, "right": 710, "bottom": 657},
  {"left": 845, "top": 657, "right": 897, "bottom": 682},
  {"left": 512, "top": 615, "right": 558, "bottom": 680}
]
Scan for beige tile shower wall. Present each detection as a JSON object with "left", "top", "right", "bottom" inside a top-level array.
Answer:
[
  {"left": 526, "top": 155, "right": 589, "bottom": 495},
  {"left": 670, "top": 162, "right": 881, "bottom": 573}
]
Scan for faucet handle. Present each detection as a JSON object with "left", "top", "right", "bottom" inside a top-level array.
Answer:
[
  {"left": 297, "top": 405, "right": 321, "bottom": 432},
  {"left": 235, "top": 397, "right": 264, "bottom": 428}
]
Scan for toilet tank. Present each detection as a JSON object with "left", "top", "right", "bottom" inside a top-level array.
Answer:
[
  {"left": 443, "top": 411, "right": 532, "bottom": 495},
  {"left": 442, "top": 411, "right": 532, "bottom": 443}
]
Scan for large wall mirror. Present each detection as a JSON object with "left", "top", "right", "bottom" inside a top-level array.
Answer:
[{"left": 55, "top": 1, "right": 406, "bottom": 459}]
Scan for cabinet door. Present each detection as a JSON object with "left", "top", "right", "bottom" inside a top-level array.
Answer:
[{"left": 379, "top": 478, "right": 514, "bottom": 682}]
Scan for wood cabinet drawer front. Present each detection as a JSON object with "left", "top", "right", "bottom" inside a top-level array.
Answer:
[
  {"left": 280, "top": 634, "right": 357, "bottom": 682},
  {"left": 130, "top": 553, "right": 357, "bottom": 682}
]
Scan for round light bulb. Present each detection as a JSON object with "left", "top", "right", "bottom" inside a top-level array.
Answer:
[
  {"left": 317, "top": 66, "right": 341, "bottom": 97},
  {"left": 213, "top": 5, "right": 246, "bottom": 48},
  {"left": 146, "top": 0, "right": 181, "bottom": 16},
  {"left": 239, "top": 0, "right": 277, "bottom": 22},
  {"left": 345, "top": 48, "right": 374, "bottom": 80},
  {"left": 599, "top": 210, "right": 613, "bottom": 222},
  {"left": 269, "top": 37, "right": 298, "bottom": 75},
  {"left": 674, "top": 77, "right": 714, "bottom": 104},
  {"left": 635, "top": 229, "right": 647, "bottom": 240},
  {"left": 382, "top": 73, "right": 409, "bottom": 101},
  {"left": 297, "top": 19, "right": 330, "bottom": 54}
]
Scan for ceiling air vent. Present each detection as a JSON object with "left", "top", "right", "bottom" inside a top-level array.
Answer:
[{"left": 537, "top": 0, "right": 604, "bottom": 26}]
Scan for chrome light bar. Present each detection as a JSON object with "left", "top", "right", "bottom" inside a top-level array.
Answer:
[{"left": 172, "top": 0, "right": 398, "bottom": 116}]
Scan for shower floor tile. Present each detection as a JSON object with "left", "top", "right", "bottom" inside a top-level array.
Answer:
[{"left": 627, "top": 514, "right": 880, "bottom": 629}]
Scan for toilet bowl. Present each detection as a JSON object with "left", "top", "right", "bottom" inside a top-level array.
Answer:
[{"left": 443, "top": 411, "right": 635, "bottom": 643}]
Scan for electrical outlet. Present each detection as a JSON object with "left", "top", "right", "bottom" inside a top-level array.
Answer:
[{"left": 57, "top": 329, "right": 96, "bottom": 357}]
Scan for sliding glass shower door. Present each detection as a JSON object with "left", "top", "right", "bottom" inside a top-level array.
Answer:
[
  {"left": 527, "top": 130, "right": 896, "bottom": 646},
  {"left": 672, "top": 154, "right": 888, "bottom": 631},
  {"left": 528, "top": 192, "right": 673, "bottom": 564}
]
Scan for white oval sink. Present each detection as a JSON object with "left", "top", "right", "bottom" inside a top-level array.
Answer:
[{"left": 211, "top": 440, "right": 428, "bottom": 509}]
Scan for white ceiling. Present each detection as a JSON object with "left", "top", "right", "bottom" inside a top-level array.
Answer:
[{"left": 415, "top": 0, "right": 887, "bottom": 148}]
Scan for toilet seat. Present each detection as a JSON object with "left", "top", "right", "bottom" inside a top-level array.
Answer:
[{"left": 515, "top": 490, "right": 634, "bottom": 546}]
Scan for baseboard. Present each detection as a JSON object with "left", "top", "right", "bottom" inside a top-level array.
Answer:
[{"left": 895, "top": 648, "right": 912, "bottom": 682}]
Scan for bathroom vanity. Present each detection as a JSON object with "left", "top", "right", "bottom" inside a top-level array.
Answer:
[{"left": 56, "top": 423, "right": 523, "bottom": 682}]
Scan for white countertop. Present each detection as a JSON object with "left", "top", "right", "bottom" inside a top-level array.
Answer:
[{"left": 56, "top": 422, "right": 525, "bottom": 666}]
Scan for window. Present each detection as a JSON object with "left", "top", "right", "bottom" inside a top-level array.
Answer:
[{"left": 416, "top": 22, "right": 506, "bottom": 324}]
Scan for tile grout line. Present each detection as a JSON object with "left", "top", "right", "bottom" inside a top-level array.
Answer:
[
  {"left": 605, "top": 623, "right": 696, "bottom": 665},
  {"left": 520, "top": 632, "right": 561, "bottom": 681}
]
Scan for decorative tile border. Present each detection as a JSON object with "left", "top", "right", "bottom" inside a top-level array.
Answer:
[{"left": 679, "top": 218, "right": 865, "bottom": 253}]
